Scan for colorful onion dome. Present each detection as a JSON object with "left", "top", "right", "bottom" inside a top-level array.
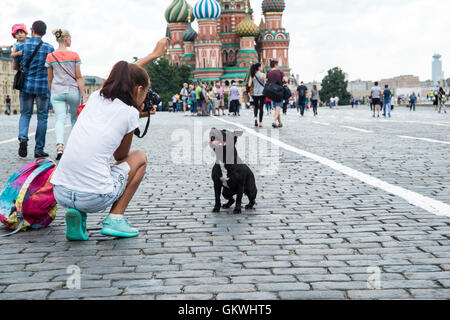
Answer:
[
  {"left": 236, "top": 14, "right": 259, "bottom": 37},
  {"left": 182, "top": 23, "right": 197, "bottom": 41},
  {"left": 194, "top": 0, "right": 221, "bottom": 20},
  {"left": 165, "top": 0, "right": 195, "bottom": 23},
  {"left": 262, "top": 0, "right": 286, "bottom": 13}
]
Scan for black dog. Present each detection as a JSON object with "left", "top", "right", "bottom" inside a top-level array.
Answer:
[{"left": 210, "top": 128, "right": 257, "bottom": 214}]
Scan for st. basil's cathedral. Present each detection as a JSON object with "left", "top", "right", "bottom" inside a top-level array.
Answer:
[{"left": 164, "top": 0, "right": 292, "bottom": 86}]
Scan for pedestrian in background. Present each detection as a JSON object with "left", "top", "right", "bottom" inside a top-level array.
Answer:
[
  {"left": 409, "top": 92, "right": 417, "bottom": 112},
  {"left": 311, "top": 84, "right": 319, "bottom": 116},
  {"left": 189, "top": 84, "right": 197, "bottom": 115},
  {"left": 296, "top": 81, "right": 307, "bottom": 116},
  {"left": 370, "top": 81, "right": 382, "bottom": 118},
  {"left": 216, "top": 83, "right": 225, "bottom": 116},
  {"left": 46, "top": 28, "right": 86, "bottom": 160},
  {"left": 5, "top": 95, "right": 11, "bottom": 115},
  {"left": 267, "top": 60, "right": 287, "bottom": 128},
  {"left": 180, "top": 83, "right": 189, "bottom": 116},
  {"left": 13, "top": 20, "right": 54, "bottom": 158},
  {"left": 438, "top": 87, "right": 447, "bottom": 114},
  {"left": 382, "top": 84, "right": 392, "bottom": 118},
  {"left": 195, "top": 82, "right": 203, "bottom": 116},
  {"left": 229, "top": 81, "right": 240, "bottom": 116},
  {"left": 248, "top": 62, "right": 266, "bottom": 127}
]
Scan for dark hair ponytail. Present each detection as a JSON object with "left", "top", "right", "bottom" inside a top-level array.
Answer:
[
  {"left": 250, "top": 63, "right": 261, "bottom": 78},
  {"left": 100, "top": 61, "right": 150, "bottom": 108}
]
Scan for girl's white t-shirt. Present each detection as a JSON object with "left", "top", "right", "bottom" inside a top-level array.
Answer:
[{"left": 51, "top": 90, "right": 139, "bottom": 194}]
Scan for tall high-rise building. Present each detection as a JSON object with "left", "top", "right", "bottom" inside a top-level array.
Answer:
[{"left": 432, "top": 54, "right": 444, "bottom": 87}]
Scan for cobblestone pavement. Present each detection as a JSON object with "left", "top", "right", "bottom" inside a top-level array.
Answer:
[{"left": 0, "top": 105, "right": 449, "bottom": 300}]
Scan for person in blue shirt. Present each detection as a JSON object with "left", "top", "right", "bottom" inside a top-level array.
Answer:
[
  {"left": 382, "top": 85, "right": 392, "bottom": 117},
  {"left": 13, "top": 20, "right": 54, "bottom": 158},
  {"left": 409, "top": 92, "right": 417, "bottom": 112}
]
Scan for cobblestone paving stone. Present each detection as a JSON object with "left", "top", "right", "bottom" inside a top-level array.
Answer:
[{"left": 0, "top": 106, "right": 449, "bottom": 299}]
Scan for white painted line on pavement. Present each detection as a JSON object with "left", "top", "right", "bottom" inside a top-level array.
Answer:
[
  {"left": 341, "top": 126, "right": 373, "bottom": 133},
  {"left": 398, "top": 135, "right": 450, "bottom": 145},
  {"left": 212, "top": 115, "right": 450, "bottom": 218}
]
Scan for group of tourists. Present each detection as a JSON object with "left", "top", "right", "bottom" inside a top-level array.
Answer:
[
  {"left": 11, "top": 21, "right": 85, "bottom": 160},
  {"left": 369, "top": 82, "right": 394, "bottom": 118},
  {"left": 172, "top": 82, "right": 226, "bottom": 116},
  {"left": 432, "top": 87, "right": 447, "bottom": 114}
]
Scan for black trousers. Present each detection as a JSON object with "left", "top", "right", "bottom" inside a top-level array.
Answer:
[
  {"left": 298, "top": 96, "right": 306, "bottom": 115},
  {"left": 253, "top": 96, "right": 265, "bottom": 123},
  {"left": 312, "top": 99, "right": 318, "bottom": 115}
]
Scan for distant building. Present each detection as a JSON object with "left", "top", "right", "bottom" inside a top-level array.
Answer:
[
  {"left": 380, "top": 75, "right": 420, "bottom": 89},
  {"left": 347, "top": 79, "right": 372, "bottom": 99},
  {"left": 84, "top": 76, "right": 104, "bottom": 96},
  {"left": 0, "top": 47, "right": 19, "bottom": 114},
  {"left": 432, "top": 54, "right": 444, "bottom": 87}
]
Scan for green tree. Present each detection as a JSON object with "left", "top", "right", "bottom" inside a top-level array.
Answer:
[
  {"left": 319, "top": 67, "right": 351, "bottom": 105},
  {"left": 143, "top": 57, "right": 192, "bottom": 110}
]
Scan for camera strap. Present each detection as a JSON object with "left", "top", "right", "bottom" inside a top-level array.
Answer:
[{"left": 134, "top": 111, "right": 150, "bottom": 138}]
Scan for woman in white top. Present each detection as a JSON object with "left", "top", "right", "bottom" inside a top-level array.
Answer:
[{"left": 51, "top": 38, "right": 168, "bottom": 241}]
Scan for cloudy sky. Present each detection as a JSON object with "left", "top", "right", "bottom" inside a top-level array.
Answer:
[{"left": 1, "top": 0, "right": 449, "bottom": 83}]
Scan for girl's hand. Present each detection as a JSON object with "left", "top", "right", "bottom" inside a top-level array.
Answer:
[
  {"left": 139, "top": 105, "right": 157, "bottom": 118},
  {"left": 152, "top": 37, "right": 169, "bottom": 58},
  {"left": 82, "top": 95, "right": 87, "bottom": 104}
]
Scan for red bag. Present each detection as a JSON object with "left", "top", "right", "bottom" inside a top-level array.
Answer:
[{"left": 76, "top": 104, "right": 85, "bottom": 119}]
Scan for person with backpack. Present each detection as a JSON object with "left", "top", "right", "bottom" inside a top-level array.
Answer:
[
  {"left": 45, "top": 28, "right": 87, "bottom": 161},
  {"left": 248, "top": 63, "right": 266, "bottom": 127},
  {"left": 296, "top": 81, "right": 307, "bottom": 117},
  {"left": 51, "top": 37, "right": 168, "bottom": 241},
  {"left": 12, "top": 20, "right": 54, "bottom": 159},
  {"left": 267, "top": 60, "right": 288, "bottom": 128}
]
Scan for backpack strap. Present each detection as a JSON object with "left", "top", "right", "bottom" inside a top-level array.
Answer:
[
  {"left": 22, "top": 41, "right": 43, "bottom": 71},
  {"left": 0, "top": 161, "right": 56, "bottom": 237}
]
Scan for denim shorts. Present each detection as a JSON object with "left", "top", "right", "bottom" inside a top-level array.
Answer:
[
  {"left": 53, "top": 162, "right": 129, "bottom": 213},
  {"left": 273, "top": 101, "right": 284, "bottom": 108}
]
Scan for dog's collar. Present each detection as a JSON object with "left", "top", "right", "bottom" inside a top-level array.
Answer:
[{"left": 212, "top": 140, "right": 227, "bottom": 147}]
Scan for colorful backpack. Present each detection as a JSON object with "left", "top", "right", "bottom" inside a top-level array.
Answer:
[{"left": 0, "top": 158, "right": 57, "bottom": 237}]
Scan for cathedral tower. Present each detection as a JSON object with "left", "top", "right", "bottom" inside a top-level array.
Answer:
[
  {"left": 193, "top": 0, "right": 223, "bottom": 81},
  {"left": 259, "top": 0, "right": 290, "bottom": 74},
  {"left": 181, "top": 9, "right": 198, "bottom": 69},
  {"left": 165, "top": 0, "right": 195, "bottom": 65},
  {"left": 235, "top": 2, "right": 259, "bottom": 69}
]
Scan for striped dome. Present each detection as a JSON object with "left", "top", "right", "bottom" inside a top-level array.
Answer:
[
  {"left": 236, "top": 14, "right": 259, "bottom": 37},
  {"left": 194, "top": 0, "right": 221, "bottom": 20},
  {"left": 165, "top": 0, "right": 195, "bottom": 23},
  {"left": 182, "top": 23, "right": 197, "bottom": 41},
  {"left": 262, "top": 0, "right": 286, "bottom": 13}
]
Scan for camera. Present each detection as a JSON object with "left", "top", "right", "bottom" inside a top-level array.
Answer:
[
  {"left": 134, "top": 88, "right": 161, "bottom": 139},
  {"left": 143, "top": 88, "right": 161, "bottom": 112}
]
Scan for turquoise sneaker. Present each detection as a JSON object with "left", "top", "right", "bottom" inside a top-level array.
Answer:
[
  {"left": 65, "top": 208, "right": 88, "bottom": 241},
  {"left": 100, "top": 216, "right": 139, "bottom": 238}
]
